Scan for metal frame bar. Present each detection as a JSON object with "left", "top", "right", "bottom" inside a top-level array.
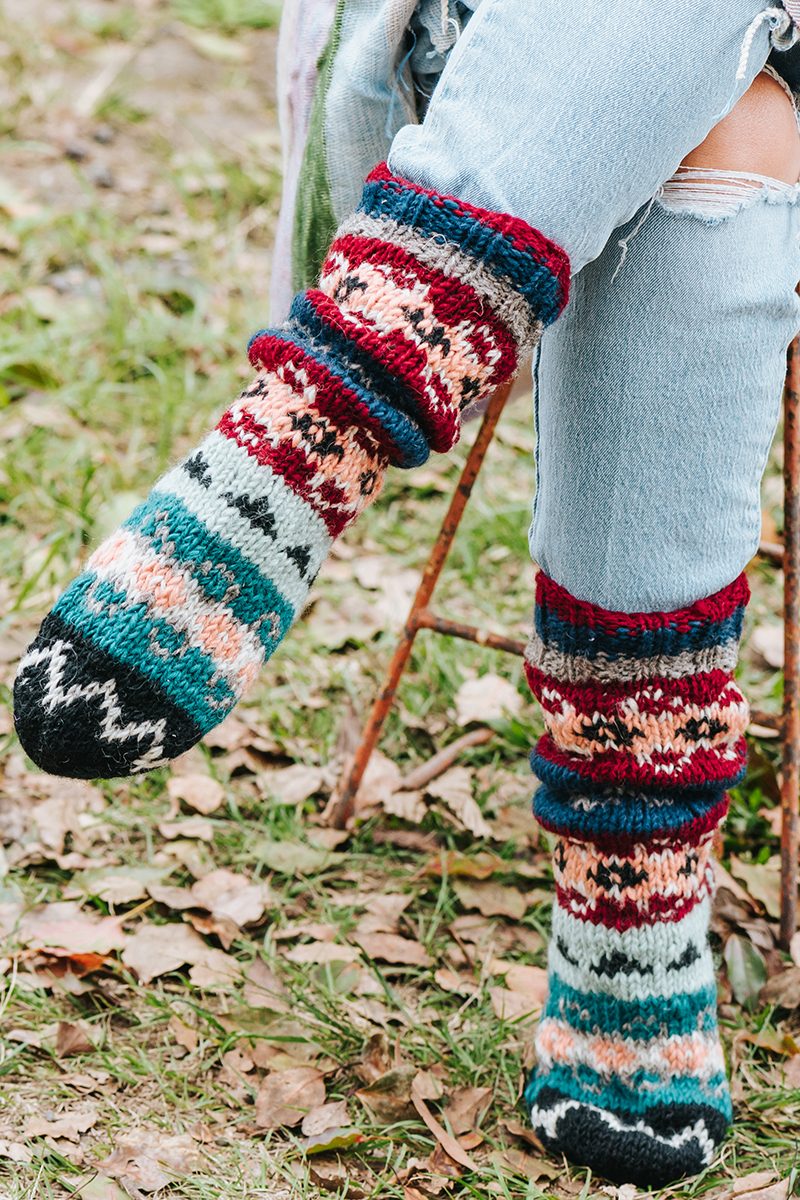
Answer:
[{"left": 331, "top": 357, "right": 800, "bottom": 949}]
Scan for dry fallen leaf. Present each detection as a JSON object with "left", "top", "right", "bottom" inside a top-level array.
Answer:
[
  {"left": 355, "top": 893, "right": 412, "bottom": 936},
  {"left": 454, "top": 673, "right": 522, "bottom": 726},
  {"left": 453, "top": 880, "right": 527, "bottom": 920},
  {"left": 761, "top": 967, "right": 800, "bottom": 1009},
  {"left": 750, "top": 624, "right": 784, "bottom": 670},
  {"left": 284, "top": 941, "right": 361, "bottom": 965},
  {"left": 158, "top": 817, "right": 214, "bottom": 842},
  {"left": 18, "top": 902, "right": 125, "bottom": 955},
  {"left": 411, "top": 1074, "right": 477, "bottom": 1171},
  {"left": 730, "top": 1177, "right": 789, "bottom": 1200},
  {"left": 26, "top": 1107, "right": 98, "bottom": 1142},
  {"left": 255, "top": 1067, "right": 326, "bottom": 1129},
  {"left": 489, "top": 1147, "right": 561, "bottom": 1182},
  {"left": 301, "top": 1100, "right": 350, "bottom": 1137},
  {"left": 242, "top": 957, "right": 290, "bottom": 1011},
  {"left": 355, "top": 933, "right": 433, "bottom": 968},
  {"left": 169, "top": 1015, "right": 198, "bottom": 1053},
  {"left": 443, "top": 1086, "right": 493, "bottom": 1135},
  {"left": 383, "top": 789, "right": 427, "bottom": 823},
  {"left": 0, "top": 1140, "right": 33, "bottom": 1164},
  {"left": 426, "top": 768, "right": 491, "bottom": 838},
  {"left": 56, "top": 1020, "right": 95, "bottom": 1057},
  {"left": 355, "top": 1066, "right": 417, "bottom": 1123},
  {"left": 97, "top": 1131, "right": 202, "bottom": 1192},
  {"left": 730, "top": 855, "right": 782, "bottom": 919},
  {"left": 490, "top": 987, "right": 543, "bottom": 1020},
  {"left": 262, "top": 763, "right": 325, "bottom": 806},
  {"left": 122, "top": 922, "right": 240, "bottom": 986},
  {"left": 167, "top": 773, "right": 224, "bottom": 815}
]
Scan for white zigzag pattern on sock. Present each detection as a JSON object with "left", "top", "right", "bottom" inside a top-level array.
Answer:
[
  {"left": 529, "top": 1098, "right": 716, "bottom": 1164},
  {"left": 17, "top": 638, "right": 168, "bottom": 772}
]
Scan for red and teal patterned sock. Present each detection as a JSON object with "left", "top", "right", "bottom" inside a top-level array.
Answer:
[
  {"left": 14, "top": 166, "right": 569, "bottom": 778},
  {"left": 524, "top": 571, "right": 748, "bottom": 1186}
]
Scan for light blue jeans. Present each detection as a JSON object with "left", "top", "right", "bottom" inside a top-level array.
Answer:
[{"left": 388, "top": 0, "right": 800, "bottom": 611}]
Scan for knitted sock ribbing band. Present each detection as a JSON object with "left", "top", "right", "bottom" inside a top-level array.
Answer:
[
  {"left": 524, "top": 571, "right": 749, "bottom": 1187},
  {"left": 14, "top": 165, "right": 569, "bottom": 779}
]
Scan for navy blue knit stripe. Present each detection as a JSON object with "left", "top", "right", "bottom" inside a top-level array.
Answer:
[
  {"left": 247, "top": 325, "right": 430, "bottom": 469},
  {"left": 358, "top": 178, "right": 565, "bottom": 323},
  {"left": 287, "top": 293, "right": 429, "bottom": 433},
  {"left": 531, "top": 778, "right": 734, "bottom": 839},
  {"left": 534, "top": 605, "right": 746, "bottom": 662}
]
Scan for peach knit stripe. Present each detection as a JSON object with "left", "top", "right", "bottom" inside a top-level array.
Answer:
[
  {"left": 543, "top": 694, "right": 749, "bottom": 760},
  {"left": 319, "top": 252, "right": 505, "bottom": 412},
  {"left": 536, "top": 1018, "right": 726, "bottom": 1085},
  {"left": 554, "top": 835, "right": 715, "bottom": 909},
  {"left": 88, "top": 527, "right": 265, "bottom": 695}
]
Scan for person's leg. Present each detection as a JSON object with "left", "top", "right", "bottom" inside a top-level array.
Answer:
[
  {"left": 14, "top": 0, "right": 793, "bottom": 777},
  {"left": 524, "top": 72, "right": 800, "bottom": 1186}
]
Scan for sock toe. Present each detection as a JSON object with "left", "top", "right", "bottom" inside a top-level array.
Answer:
[
  {"left": 14, "top": 614, "right": 201, "bottom": 779},
  {"left": 528, "top": 1087, "right": 728, "bottom": 1187}
]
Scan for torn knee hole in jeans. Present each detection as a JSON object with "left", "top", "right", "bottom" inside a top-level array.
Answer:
[{"left": 658, "top": 166, "right": 800, "bottom": 222}]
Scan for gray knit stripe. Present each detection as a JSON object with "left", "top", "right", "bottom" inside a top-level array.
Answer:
[
  {"left": 525, "top": 629, "right": 741, "bottom": 684},
  {"left": 333, "top": 211, "right": 543, "bottom": 350}
]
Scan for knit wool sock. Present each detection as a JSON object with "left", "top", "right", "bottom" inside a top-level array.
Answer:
[
  {"left": 14, "top": 165, "right": 569, "bottom": 778},
  {"left": 523, "top": 571, "right": 749, "bottom": 1187}
]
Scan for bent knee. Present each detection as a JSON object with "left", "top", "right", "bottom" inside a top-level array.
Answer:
[{"left": 681, "top": 71, "right": 800, "bottom": 184}]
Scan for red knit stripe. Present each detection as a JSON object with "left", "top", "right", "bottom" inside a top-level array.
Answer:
[
  {"left": 555, "top": 884, "right": 710, "bottom": 931},
  {"left": 326, "top": 231, "right": 520, "bottom": 371},
  {"left": 247, "top": 333, "right": 398, "bottom": 463},
  {"left": 526, "top": 665, "right": 743, "bottom": 713},
  {"left": 218, "top": 410, "right": 352, "bottom": 538},
  {"left": 365, "top": 162, "right": 571, "bottom": 291},
  {"left": 535, "top": 570, "right": 750, "bottom": 633},
  {"left": 304, "top": 289, "right": 460, "bottom": 452},
  {"left": 535, "top": 735, "right": 748, "bottom": 789}
]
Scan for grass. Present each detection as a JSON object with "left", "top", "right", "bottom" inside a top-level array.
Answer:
[{"left": 1, "top": 1, "right": 800, "bottom": 1197}]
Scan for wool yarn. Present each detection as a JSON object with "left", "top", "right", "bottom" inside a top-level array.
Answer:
[
  {"left": 525, "top": 570, "right": 748, "bottom": 1186},
  {"left": 13, "top": 165, "right": 569, "bottom": 779}
]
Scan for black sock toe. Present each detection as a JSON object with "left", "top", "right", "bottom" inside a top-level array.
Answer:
[{"left": 14, "top": 615, "right": 201, "bottom": 779}]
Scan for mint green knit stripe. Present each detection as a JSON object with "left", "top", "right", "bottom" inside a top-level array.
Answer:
[{"left": 126, "top": 491, "right": 295, "bottom": 647}]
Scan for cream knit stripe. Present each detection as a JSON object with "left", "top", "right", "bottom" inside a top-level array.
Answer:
[
  {"left": 549, "top": 900, "right": 716, "bottom": 1001},
  {"left": 158, "top": 429, "right": 332, "bottom": 611}
]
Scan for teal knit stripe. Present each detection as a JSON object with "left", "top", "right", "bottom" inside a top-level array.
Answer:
[
  {"left": 524, "top": 1063, "right": 733, "bottom": 1120},
  {"left": 545, "top": 974, "right": 720, "bottom": 1041},
  {"left": 126, "top": 491, "right": 296, "bottom": 648},
  {"left": 54, "top": 574, "right": 236, "bottom": 729}
]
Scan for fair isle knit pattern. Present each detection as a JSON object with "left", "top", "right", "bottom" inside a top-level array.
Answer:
[
  {"left": 524, "top": 571, "right": 749, "bottom": 1187},
  {"left": 13, "top": 164, "right": 569, "bottom": 780}
]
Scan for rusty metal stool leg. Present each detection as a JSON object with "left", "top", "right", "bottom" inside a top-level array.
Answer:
[
  {"left": 327, "top": 380, "right": 519, "bottom": 829},
  {"left": 781, "top": 336, "right": 800, "bottom": 949}
]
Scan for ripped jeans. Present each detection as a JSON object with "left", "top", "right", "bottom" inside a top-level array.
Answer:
[{"left": 389, "top": 0, "right": 800, "bottom": 610}]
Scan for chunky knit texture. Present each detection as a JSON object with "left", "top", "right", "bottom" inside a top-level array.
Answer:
[
  {"left": 14, "top": 164, "right": 569, "bottom": 779},
  {"left": 524, "top": 571, "right": 749, "bottom": 1187}
]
